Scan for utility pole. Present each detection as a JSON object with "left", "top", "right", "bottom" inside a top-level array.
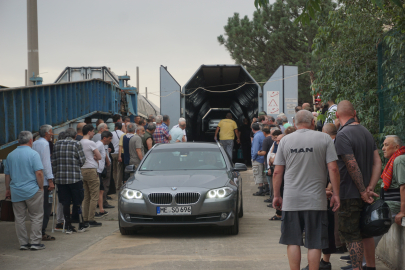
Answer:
[
  {"left": 27, "top": 0, "right": 40, "bottom": 85},
  {"left": 136, "top": 66, "right": 139, "bottom": 93},
  {"left": 145, "top": 87, "right": 148, "bottom": 99},
  {"left": 310, "top": 71, "right": 316, "bottom": 111}
]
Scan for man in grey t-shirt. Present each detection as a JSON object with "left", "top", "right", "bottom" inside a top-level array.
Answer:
[
  {"left": 129, "top": 133, "right": 144, "bottom": 168},
  {"left": 273, "top": 110, "right": 340, "bottom": 270}
]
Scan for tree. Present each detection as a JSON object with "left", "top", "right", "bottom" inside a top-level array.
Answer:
[
  {"left": 218, "top": 0, "right": 335, "bottom": 103},
  {"left": 311, "top": 0, "right": 405, "bottom": 139},
  {"left": 254, "top": 0, "right": 404, "bottom": 24}
]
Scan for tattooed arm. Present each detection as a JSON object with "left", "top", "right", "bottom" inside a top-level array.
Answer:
[{"left": 341, "top": 154, "right": 374, "bottom": 203}]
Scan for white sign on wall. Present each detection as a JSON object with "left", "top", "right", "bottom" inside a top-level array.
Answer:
[{"left": 267, "top": 91, "right": 280, "bottom": 115}]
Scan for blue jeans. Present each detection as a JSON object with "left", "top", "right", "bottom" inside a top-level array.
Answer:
[{"left": 221, "top": 140, "right": 234, "bottom": 159}]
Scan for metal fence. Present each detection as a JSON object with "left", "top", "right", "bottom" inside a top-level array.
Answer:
[{"left": 377, "top": 31, "right": 405, "bottom": 141}]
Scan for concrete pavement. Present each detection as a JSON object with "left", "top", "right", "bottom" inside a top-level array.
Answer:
[{"left": 0, "top": 172, "right": 392, "bottom": 270}]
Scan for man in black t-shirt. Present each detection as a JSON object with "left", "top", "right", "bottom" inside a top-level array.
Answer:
[
  {"left": 257, "top": 125, "right": 273, "bottom": 200},
  {"left": 335, "top": 100, "right": 382, "bottom": 270}
]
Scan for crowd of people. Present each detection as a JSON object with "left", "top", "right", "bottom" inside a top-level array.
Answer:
[
  {"left": 3, "top": 113, "right": 187, "bottom": 250},
  {"left": 3, "top": 100, "right": 405, "bottom": 270},
  {"left": 228, "top": 100, "right": 404, "bottom": 270}
]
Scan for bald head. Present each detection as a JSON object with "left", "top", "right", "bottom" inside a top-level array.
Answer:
[
  {"left": 302, "top": 103, "right": 311, "bottom": 110},
  {"left": 337, "top": 100, "right": 355, "bottom": 118},
  {"left": 77, "top": 122, "right": 86, "bottom": 134},
  {"left": 322, "top": 123, "right": 337, "bottom": 139},
  {"left": 336, "top": 100, "right": 357, "bottom": 127}
]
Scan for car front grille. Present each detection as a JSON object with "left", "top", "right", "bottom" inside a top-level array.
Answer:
[
  {"left": 175, "top": 192, "right": 200, "bottom": 204},
  {"left": 148, "top": 193, "right": 173, "bottom": 205}
]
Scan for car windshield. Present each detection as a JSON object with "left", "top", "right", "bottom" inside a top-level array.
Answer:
[{"left": 139, "top": 148, "right": 227, "bottom": 171}]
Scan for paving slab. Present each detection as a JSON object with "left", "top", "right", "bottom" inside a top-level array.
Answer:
[{"left": 0, "top": 172, "right": 391, "bottom": 270}]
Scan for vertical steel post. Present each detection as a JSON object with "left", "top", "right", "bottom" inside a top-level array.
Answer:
[
  {"left": 25, "top": 69, "right": 28, "bottom": 86},
  {"left": 146, "top": 87, "right": 148, "bottom": 99},
  {"left": 27, "top": 0, "right": 40, "bottom": 85},
  {"left": 282, "top": 65, "right": 285, "bottom": 113}
]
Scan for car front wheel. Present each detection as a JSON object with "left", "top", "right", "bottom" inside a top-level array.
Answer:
[
  {"left": 119, "top": 217, "right": 138, "bottom": 235},
  {"left": 238, "top": 195, "right": 244, "bottom": 218},
  {"left": 225, "top": 202, "right": 239, "bottom": 235}
]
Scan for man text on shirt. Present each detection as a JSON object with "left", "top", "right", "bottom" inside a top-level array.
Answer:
[{"left": 272, "top": 110, "right": 340, "bottom": 270}]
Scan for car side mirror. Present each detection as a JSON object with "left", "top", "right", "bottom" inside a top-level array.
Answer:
[
  {"left": 233, "top": 163, "right": 247, "bottom": 171},
  {"left": 125, "top": 165, "right": 136, "bottom": 173}
]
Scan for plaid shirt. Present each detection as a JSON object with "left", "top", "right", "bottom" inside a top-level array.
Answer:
[
  {"left": 153, "top": 123, "right": 170, "bottom": 144},
  {"left": 52, "top": 137, "right": 86, "bottom": 185}
]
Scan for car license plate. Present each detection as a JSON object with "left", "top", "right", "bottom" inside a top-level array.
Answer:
[{"left": 157, "top": 206, "right": 191, "bottom": 215}]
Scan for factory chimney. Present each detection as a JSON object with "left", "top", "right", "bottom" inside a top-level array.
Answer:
[{"left": 27, "top": 0, "right": 39, "bottom": 86}]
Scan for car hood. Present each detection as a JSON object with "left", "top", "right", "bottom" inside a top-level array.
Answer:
[{"left": 126, "top": 170, "right": 230, "bottom": 190}]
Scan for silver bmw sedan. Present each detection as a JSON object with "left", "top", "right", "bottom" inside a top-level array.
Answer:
[{"left": 118, "top": 142, "right": 247, "bottom": 235}]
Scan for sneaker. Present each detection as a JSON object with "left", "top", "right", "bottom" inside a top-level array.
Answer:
[
  {"left": 103, "top": 204, "right": 115, "bottom": 209},
  {"left": 88, "top": 220, "right": 102, "bottom": 227},
  {"left": 65, "top": 226, "right": 77, "bottom": 234},
  {"left": 95, "top": 211, "right": 108, "bottom": 218},
  {"left": 264, "top": 198, "right": 272, "bottom": 203},
  {"left": 346, "top": 260, "right": 352, "bottom": 265},
  {"left": 82, "top": 222, "right": 91, "bottom": 229},
  {"left": 319, "top": 259, "right": 331, "bottom": 270},
  {"left": 55, "top": 223, "right": 64, "bottom": 231},
  {"left": 301, "top": 265, "right": 309, "bottom": 270},
  {"left": 340, "top": 255, "right": 350, "bottom": 261},
  {"left": 107, "top": 196, "right": 112, "bottom": 200},
  {"left": 20, "top": 244, "right": 31, "bottom": 250},
  {"left": 77, "top": 224, "right": 86, "bottom": 233},
  {"left": 30, "top": 244, "right": 45, "bottom": 250}
]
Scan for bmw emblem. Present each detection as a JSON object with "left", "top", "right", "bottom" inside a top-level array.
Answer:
[{"left": 171, "top": 187, "right": 177, "bottom": 191}]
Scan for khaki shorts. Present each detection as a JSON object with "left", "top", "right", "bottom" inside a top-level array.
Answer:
[{"left": 252, "top": 161, "right": 264, "bottom": 184}]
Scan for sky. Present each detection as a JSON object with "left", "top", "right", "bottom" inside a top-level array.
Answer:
[{"left": 0, "top": 0, "right": 260, "bottom": 107}]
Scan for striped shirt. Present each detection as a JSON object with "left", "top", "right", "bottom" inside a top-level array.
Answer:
[{"left": 52, "top": 137, "right": 86, "bottom": 184}]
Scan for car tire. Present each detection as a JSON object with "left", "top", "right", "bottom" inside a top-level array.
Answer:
[
  {"left": 119, "top": 225, "right": 138, "bottom": 235},
  {"left": 225, "top": 202, "right": 239, "bottom": 235},
  {"left": 119, "top": 218, "right": 138, "bottom": 235},
  {"left": 238, "top": 196, "right": 244, "bottom": 218}
]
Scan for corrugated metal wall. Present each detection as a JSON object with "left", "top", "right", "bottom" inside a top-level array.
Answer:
[{"left": 0, "top": 79, "right": 121, "bottom": 149}]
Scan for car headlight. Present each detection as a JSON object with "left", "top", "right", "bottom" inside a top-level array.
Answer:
[
  {"left": 206, "top": 187, "right": 233, "bottom": 199},
  {"left": 121, "top": 188, "right": 143, "bottom": 200}
]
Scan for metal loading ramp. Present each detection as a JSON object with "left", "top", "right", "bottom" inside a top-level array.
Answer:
[{"left": 0, "top": 79, "right": 134, "bottom": 158}]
